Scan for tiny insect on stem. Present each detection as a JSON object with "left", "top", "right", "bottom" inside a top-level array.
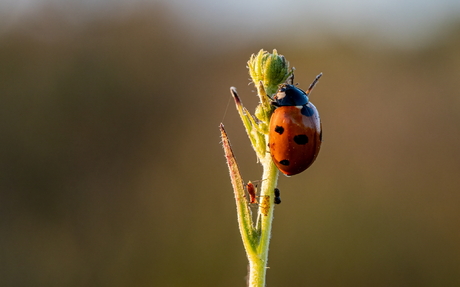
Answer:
[
  {"left": 274, "top": 188, "right": 281, "bottom": 205},
  {"left": 246, "top": 181, "right": 258, "bottom": 204}
]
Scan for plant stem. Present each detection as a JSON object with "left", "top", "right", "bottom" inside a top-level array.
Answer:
[
  {"left": 220, "top": 123, "right": 279, "bottom": 287},
  {"left": 223, "top": 49, "right": 290, "bottom": 286},
  {"left": 247, "top": 154, "right": 279, "bottom": 287}
]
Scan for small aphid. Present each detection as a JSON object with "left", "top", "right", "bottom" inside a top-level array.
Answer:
[
  {"left": 260, "top": 196, "right": 270, "bottom": 216},
  {"left": 274, "top": 188, "right": 281, "bottom": 204},
  {"left": 246, "top": 181, "right": 258, "bottom": 204}
]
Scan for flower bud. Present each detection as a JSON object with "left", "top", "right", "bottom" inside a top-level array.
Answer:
[{"left": 247, "top": 49, "right": 293, "bottom": 97}]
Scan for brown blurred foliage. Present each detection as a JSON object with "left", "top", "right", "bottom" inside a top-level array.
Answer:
[{"left": 1, "top": 4, "right": 460, "bottom": 287}]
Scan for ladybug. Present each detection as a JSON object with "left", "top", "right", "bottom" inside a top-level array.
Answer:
[{"left": 268, "top": 73, "right": 322, "bottom": 176}]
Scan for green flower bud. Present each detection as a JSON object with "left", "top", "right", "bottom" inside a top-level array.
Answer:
[
  {"left": 248, "top": 49, "right": 293, "bottom": 97},
  {"left": 255, "top": 103, "right": 274, "bottom": 127}
]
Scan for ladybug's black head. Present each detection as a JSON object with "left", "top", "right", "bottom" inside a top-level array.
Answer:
[{"left": 273, "top": 84, "right": 309, "bottom": 107}]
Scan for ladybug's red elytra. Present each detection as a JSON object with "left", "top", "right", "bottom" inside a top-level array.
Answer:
[{"left": 268, "top": 74, "right": 322, "bottom": 176}]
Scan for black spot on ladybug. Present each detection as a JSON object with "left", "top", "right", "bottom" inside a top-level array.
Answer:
[
  {"left": 293, "top": 134, "right": 308, "bottom": 145},
  {"left": 279, "top": 159, "right": 290, "bottom": 166},
  {"left": 301, "top": 105, "right": 315, "bottom": 117},
  {"left": 274, "top": 125, "right": 284, "bottom": 135}
]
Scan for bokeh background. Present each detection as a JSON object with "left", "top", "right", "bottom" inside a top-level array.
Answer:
[{"left": 1, "top": 0, "right": 460, "bottom": 286}]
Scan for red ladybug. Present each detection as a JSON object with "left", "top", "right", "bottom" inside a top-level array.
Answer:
[{"left": 268, "top": 74, "right": 322, "bottom": 176}]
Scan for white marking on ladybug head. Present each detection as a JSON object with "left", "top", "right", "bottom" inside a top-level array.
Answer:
[{"left": 276, "top": 91, "right": 286, "bottom": 100}]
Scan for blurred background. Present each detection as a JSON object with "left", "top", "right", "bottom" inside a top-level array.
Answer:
[{"left": 1, "top": 0, "right": 460, "bottom": 286}]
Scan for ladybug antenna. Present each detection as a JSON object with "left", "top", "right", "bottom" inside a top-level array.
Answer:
[
  {"left": 288, "top": 73, "right": 295, "bottom": 85},
  {"left": 305, "top": 73, "right": 322, "bottom": 95}
]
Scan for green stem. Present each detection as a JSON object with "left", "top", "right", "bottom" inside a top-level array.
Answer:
[
  {"left": 220, "top": 124, "right": 279, "bottom": 287},
  {"left": 224, "top": 49, "right": 290, "bottom": 286},
  {"left": 247, "top": 154, "right": 279, "bottom": 287}
]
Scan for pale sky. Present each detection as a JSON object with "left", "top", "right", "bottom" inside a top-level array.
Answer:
[{"left": 1, "top": 0, "right": 459, "bottom": 47}]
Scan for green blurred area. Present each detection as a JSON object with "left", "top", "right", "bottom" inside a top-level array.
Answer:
[{"left": 1, "top": 4, "right": 460, "bottom": 287}]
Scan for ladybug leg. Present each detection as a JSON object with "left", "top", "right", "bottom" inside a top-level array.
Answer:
[{"left": 271, "top": 101, "right": 281, "bottom": 107}]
